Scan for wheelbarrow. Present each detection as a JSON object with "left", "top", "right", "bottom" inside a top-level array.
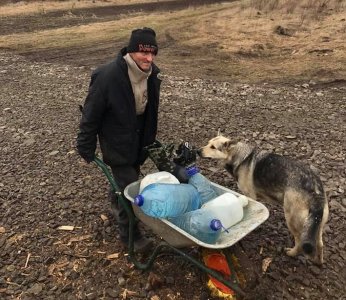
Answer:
[{"left": 94, "top": 157, "right": 269, "bottom": 297}]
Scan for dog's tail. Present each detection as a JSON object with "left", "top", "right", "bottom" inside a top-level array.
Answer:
[{"left": 301, "top": 192, "right": 325, "bottom": 256}]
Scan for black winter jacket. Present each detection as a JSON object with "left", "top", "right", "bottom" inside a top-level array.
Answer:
[{"left": 77, "top": 48, "right": 161, "bottom": 166}]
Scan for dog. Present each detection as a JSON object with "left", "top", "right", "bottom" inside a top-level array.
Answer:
[{"left": 198, "top": 135, "right": 329, "bottom": 265}]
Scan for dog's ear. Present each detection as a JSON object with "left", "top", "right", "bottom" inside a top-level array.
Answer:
[{"left": 222, "top": 140, "right": 234, "bottom": 151}]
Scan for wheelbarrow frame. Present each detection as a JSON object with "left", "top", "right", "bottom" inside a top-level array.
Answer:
[{"left": 94, "top": 156, "right": 266, "bottom": 297}]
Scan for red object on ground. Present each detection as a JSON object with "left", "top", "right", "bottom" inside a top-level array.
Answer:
[{"left": 205, "top": 253, "right": 235, "bottom": 294}]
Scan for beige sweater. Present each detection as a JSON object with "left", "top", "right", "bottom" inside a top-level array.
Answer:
[{"left": 123, "top": 53, "right": 152, "bottom": 115}]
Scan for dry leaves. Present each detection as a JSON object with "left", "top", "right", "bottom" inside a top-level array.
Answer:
[
  {"left": 100, "top": 214, "right": 108, "bottom": 221},
  {"left": 262, "top": 257, "right": 273, "bottom": 273},
  {"left": 48, "top": 261, "right": 70, "bottom": 276},
  {"left": 106, "top": 253, "right": 120, "bottom": 260},
  {"left": 121, "top": 289, "right": 138, "bottom": 299},
  {"left": 57, "top": 225, "right": 75, "bottom": 231},
  {"left": 147, "top": 272, "right": 164, "bottom": 290},
  {"left": 67, "top": 234, "right": 92, "bottom": 246}
]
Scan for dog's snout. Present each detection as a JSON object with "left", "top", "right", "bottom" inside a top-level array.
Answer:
[{"left": 196, "top": 149, "right": 202, "bottom": 157}]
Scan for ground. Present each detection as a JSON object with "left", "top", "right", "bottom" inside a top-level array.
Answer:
[{"left": 0, "top": 1, "right": 345, "bottom": 300}]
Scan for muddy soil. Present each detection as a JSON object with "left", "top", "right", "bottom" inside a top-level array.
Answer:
[{"left": 0, "top": 1, "right": 345, "bottom": 300}]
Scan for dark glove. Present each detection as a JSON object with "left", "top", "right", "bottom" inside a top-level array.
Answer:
[
  {"left": 144, "top": 140, "right": 175, "bottom": 171},
  {"left": 145, "top": 141, "right": 188, "bottom": 182},
  {"left": 173, "top": 142, "right": 197, "bottom": 167},
  {"left": 79, "top": 152, "right": 95, "bottom": 163}
]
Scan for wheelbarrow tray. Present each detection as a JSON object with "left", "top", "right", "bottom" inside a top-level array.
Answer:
[{"left": 124, "top": 180, "right": 269, "bottom": 249}]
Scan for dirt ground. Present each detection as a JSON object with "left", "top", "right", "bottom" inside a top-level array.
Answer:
[{"left": 0, "top": 1, "right": 345, "bottom": 300}]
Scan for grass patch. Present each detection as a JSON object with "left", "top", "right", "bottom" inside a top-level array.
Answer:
[
  {"left": 0, "top": 5, "right": 227, "bottom": 51},
  {"left": 0, "top": 1, "right": 344, "bottom": 83},
  {"left": 0, "top": 0, "right": 162, "bottom": 16},
  {"left": 240, "top": 0, "right": 345, "bottom": 15}
]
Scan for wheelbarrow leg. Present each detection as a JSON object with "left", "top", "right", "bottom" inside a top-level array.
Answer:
[
  {"left": 168, "top": 246, "right": 246, "bottom": 297},
  {"left": 223, "top": 248, "right": 243, "bottom": 291}
]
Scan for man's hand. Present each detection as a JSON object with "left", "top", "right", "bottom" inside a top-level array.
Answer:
[{"left": 79, "top": 152, "right": 95, "bottom": 164}]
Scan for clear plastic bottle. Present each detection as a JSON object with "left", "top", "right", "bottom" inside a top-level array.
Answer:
[
  {"left": 134, "top": 183, "right": 201, "bottom": 218},
  {"left": 186, "top": 166, "right": 218, "bottom": 205},
  {"left": 169, "top": 208, "right": 223, "bottom": 244},
  {"left": 201, "top": 192, "right": 249, "bottom": 231},
  {"left": 139, "top": 171, "right": 179, "bottom": 193}
]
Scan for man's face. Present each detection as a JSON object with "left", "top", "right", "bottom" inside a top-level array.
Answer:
[{"left": 130, "top": 52, "right": 156, "bottom": 72}]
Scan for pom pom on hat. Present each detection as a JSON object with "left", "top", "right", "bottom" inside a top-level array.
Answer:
[{"left": 127, "top": 27, "right": 158, "bottom": 55}]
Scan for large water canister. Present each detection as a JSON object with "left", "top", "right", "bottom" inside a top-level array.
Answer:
[
  {"left": 186, "top": 166, "right": 218, "bottom": 205},
  {"left": 201, "top": 192, "right": 249, "bottom": 231},
  {"left": 134, "top": 183, "right": 201, "bottom": 218},
  {"left": 169, "top": 207, "right": 223, "bottom": 244}
]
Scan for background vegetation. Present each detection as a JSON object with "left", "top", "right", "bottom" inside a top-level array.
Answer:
[{"left": 0, "top": 0, "right": 344, "bottom": 82}]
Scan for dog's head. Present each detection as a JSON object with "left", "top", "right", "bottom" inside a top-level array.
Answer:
[{"left": 198, "top": 135, "right": 236, "bottom": 161}]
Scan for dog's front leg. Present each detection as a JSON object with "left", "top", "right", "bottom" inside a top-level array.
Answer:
[
  {"left": 284, "top": 206, "right": 302, "bottom": 257},
  {"left": 285, "top": 236, "right": 301, "bottom": 257}
]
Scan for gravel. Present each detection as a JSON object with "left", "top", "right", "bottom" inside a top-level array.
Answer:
[{"left": 0, "top": 51, "right": 345, "bottom": 299}]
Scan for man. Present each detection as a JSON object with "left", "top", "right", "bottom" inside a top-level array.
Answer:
[{"left": 77, "top": 27, "right": 161, "bottom": 253}]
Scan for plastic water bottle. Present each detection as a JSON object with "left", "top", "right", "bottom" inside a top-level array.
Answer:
[
  {"left": 201, "top": 193, "right": 249, "bottom": 231},
  {"left": 169, "top": 207, "right": 223, "bottom": 244},
  {"left": 134, "top": 183, "right": 201, "bottom": 218},
  {"left": 139, "top": 171, "right": 179, "bottom": 193},
  {"left": 186, "top": 166, "right": 218, "bottom": 205}
]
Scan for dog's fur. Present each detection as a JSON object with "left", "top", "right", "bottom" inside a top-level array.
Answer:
[{"left": 198, "top": 135, "right": 329, "bottom": 265}]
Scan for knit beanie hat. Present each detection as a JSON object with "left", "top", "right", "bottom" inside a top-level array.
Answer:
[{"left": 127, "top": 27, "right": 158, "bottom": 55}]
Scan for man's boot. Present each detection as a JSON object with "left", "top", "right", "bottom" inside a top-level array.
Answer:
[{"left": 109, "top": 190, "right": 153, "bottom": 253}]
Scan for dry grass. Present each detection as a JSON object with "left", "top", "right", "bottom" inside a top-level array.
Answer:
[
  {"left": 175, "top": 3, "right": 345, "bottom": 56},
  {"left": 0, "top": 17, "right": 145, "bottom": 50},
  {"left": 240, "top": 0, "right": 345, "bottom": 16},
  {"left": 0, "top": 0, "right": 344, "bottom": 83},
  {"left": 0, "top": 0, "right": 167, "bottom": 16},
  {"left": 0, "top": 6, "right": 222, "bottom": 51}
]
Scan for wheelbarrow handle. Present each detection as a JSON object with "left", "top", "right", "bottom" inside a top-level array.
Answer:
[
  {"left": 93, "top": 156, "right": 137, "bottom": 253},
  {"left": 93, "top": 156, "right": 121, "bottom": 193}
]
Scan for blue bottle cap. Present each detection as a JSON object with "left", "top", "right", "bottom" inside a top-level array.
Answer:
[
  {"left": 186, "top": 165, "right": 200, "bottom": 177},
  {"left": 134, "top": 194, "right": 144, "bottom": 206},
  {"left": 210, "top": 219, "right": 222, "bottom": 231}
]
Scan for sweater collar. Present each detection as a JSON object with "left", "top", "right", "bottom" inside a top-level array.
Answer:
[
  {"left": 123, "top": 53, "right": 152, "bottom": 83},
  {"left": 119, "top": 47, "right": 160, "bottom": 77}
]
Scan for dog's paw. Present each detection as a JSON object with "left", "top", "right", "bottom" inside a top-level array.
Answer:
[
  {"left": 285, "top": 247, "right": 298, "bottom": 257},
  {"left": 313, "top": 255, "right": 323, "bottom": 266}
]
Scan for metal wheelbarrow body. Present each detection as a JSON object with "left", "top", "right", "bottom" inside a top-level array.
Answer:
[
  {"left": 125, "top": 180, "right": 269, "bottom": 249},
  {"left": 94, "top": 157, "right": 269, "bottom": 297}
]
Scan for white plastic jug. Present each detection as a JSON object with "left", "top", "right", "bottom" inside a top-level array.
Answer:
[
  {"left": 201, "top": 192, "right": 249, "bottom": 231},
  {"left": 139, "top": 171, "right": 180, "bottom": 193}
]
